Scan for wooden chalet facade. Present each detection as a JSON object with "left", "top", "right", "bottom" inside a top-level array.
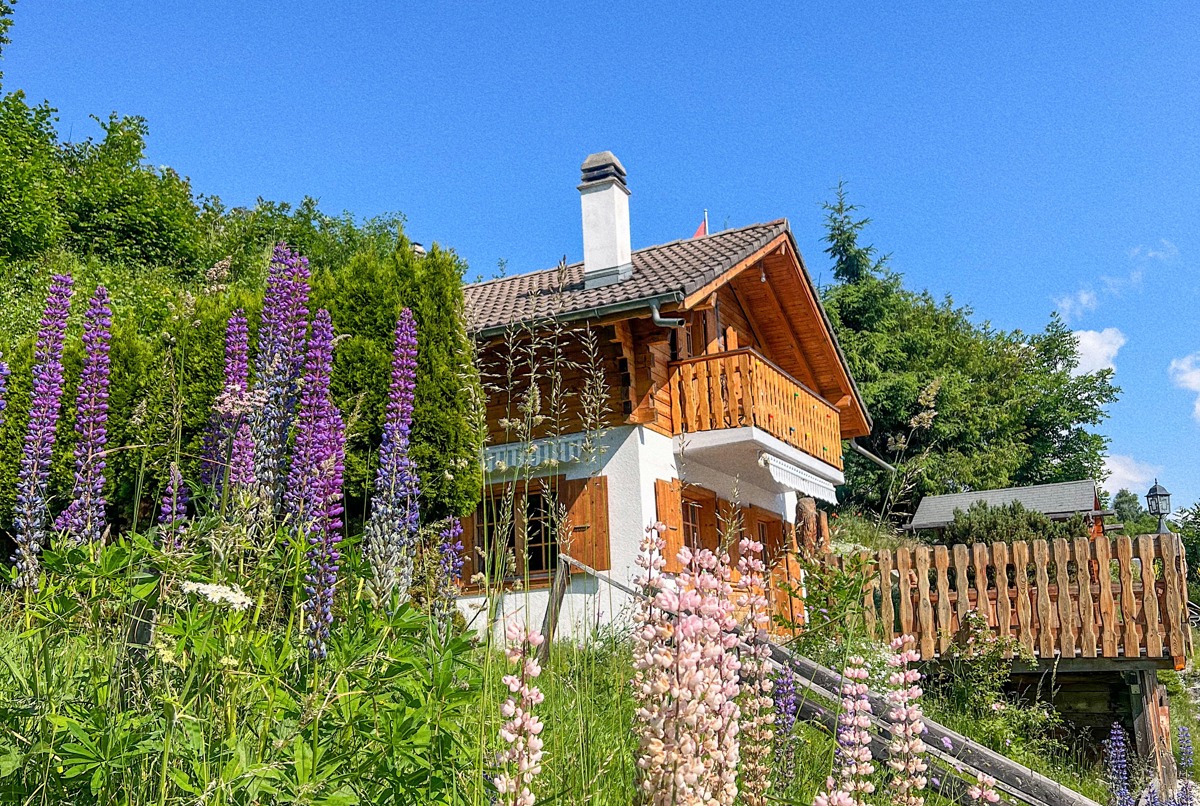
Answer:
[{"left": 457, "top": 151, "right": 871, "bottom": 636}]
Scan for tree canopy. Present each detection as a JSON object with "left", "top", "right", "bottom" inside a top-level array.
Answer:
[{"left": 820, "top": 184, "right": 1120, "bottom": 519}]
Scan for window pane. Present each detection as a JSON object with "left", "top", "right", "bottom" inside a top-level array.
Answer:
[{"left": 524, "top": 491, "right": 558, "bottom": 574}]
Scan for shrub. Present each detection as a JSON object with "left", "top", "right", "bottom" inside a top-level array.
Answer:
[{"left": 941, "top": 500, "right": 1090, "bottom": 545}]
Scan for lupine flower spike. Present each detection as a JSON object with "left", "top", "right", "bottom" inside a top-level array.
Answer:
[
  {"left": 202, "top": 309, "right": 252, "bottom": 487},
  {"left": 885, "top": 635, "right": 928, "bottom": 806},
  {"left": 12, "top": 273, "right": 73, "bottom": 590},
  {"left": 632, "top": 523, "right": 741, "bottom": 805},
  {"left": 1104, "top": 723, "right": 1135, "bottom": 806},
  {"left": 56, "top": 285, "right": 113, "bottom": 544},
  {"left": 0, "top": 356, "right": 9, "bottom": 430},
  {"left": 736, "top": 534, "right": 774, "bottom": 806},
  {"left": 773, "top": 662, "right": 800, "bottom": 780},
  {"left": 432, "top": 518, "right": 464, "bottom": 639},
  {"left": 364, "top": 308, "right": 420, "bottom": 605},
  {"left": 286, "top": 310, "right": 346, "bottom": 660},
  {"left": 815, "top": 656, "right": 875, "bottom": 806},
  {"left": 252, "top": 243, "right": 311, "bottom": 509},
  {"left": 1180, "top": 725, "right": 1195, "bottom": 806},
  {"left": 158, "top": 463, "right": 190, "bottom": 549},
  {"left": 494, "top": 619, "right": 545, "bottom": 806},
  {"left": 228, "top": 422, "right": 256, "bottom": 489}
]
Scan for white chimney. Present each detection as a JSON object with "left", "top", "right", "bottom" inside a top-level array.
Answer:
[{"left": 579, "top": 151, "right": 632, "bottom": 288}]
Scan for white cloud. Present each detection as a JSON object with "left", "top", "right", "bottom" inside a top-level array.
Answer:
[
  {"left": 1054, "top": 289, "right": 1098, "bottom": 322},
  {"left": 1169, "top": 352, "right": 1200, "bottom": 421},
  {"left": 1072, "top": 328, "right": 1126, "bottom": 376},
  {"left": 1130, "top": 239, "right": 1180, "bottom": 264},
  {"left": 1102, "top": 454, "right": 1161, "bottom": 496}
]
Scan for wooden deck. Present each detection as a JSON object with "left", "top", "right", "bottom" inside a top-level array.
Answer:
[
  {"left": 668, "top": 347, "right": 844, "bottom": 469},
  {"left": 821, "top": 534, "right": 1192, "bottom": 668}
]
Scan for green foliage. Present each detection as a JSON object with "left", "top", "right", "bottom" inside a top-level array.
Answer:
[
  {"left": 0, "top": 524, "right": 481, "bottom": 805},
  {"left": 940, "top": 501, "right": 1091, "bottom": 545},
  {"left": 0, "top": 92, "right": 66, "bottom": 258},
  {"left": 821, "top": 186, "right": 1119, "bottom": 519},
  {"left": 1113, "top": 488, "right": 1146, "bottom": 524},
  {"left": 313, "top": 244, "right": 483, "bottom": 521},
  {"left": 1176, "top": 502, "right": 1200, "bottom": 586}
]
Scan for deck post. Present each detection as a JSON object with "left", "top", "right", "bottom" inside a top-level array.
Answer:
[
  {"left": 537, "top": 556, "right": 571, "bottom": 665},
  {"left": 1128, "top": 668, "right": 1178, "bottom": 791}
]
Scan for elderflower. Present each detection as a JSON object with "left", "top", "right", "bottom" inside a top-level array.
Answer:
[{"left": 180, "top": 580, "right": 254, "bottom": 611}]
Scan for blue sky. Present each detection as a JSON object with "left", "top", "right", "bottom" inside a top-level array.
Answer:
[{"left": 8, "top": 2, "right": 1200, "bottom": 508}]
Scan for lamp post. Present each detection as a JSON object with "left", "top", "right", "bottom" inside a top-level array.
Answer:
[{"left": 1146, "top": 480, "right": 1172, "bottom": 534}]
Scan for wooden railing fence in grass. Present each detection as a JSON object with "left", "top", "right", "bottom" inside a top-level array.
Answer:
[
  {"left": 668, "top": 347, "right": 844, "bottom": 469},
  {"left": 821, "top": 534, "right": 1192, "bottom": 668}
]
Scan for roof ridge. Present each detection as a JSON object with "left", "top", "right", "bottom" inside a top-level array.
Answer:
[{"left": 464, "top": 218, "right": 787, "bottom": 290}]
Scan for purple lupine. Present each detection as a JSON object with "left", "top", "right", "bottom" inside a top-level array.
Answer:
[
  {"left": 0, "top": 356, "right": 10, "bottom": 429},
  {"left": 1181, "top": 726, "right": 1195, "bottom": 806},
  {"left": 1105, "top": 723, "right": 1135, "bottom": 806},
  {"left": 158, "top": 463, "right": 190, "bottom": 550},
  {"left": 286, "top": 310, "right": 346, "bottom": 659},
  {"left": 252, "top": 243, "right": 311, "bottom": 510},
  {"left": 202, "top": 309, "right": 252, "bottom": 487},
  {"left": 773, "top": 662, "right": 800, "bottom": 780},
  {"left": 364, "top": 308, "right": 420, "bottom": 605},
  {"left": 228, "top": 422, "right": 256, "bottom": 490},
  {"left": 12, "top": 274, "right": 73, "bottom": 590},
  {"left": 432, "top": 518, "right": 464, "bottom": 638},
  {"left": 56, "top": 286, "right": 113, "bottom": 544}
]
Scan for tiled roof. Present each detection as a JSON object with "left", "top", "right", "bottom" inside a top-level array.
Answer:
[
  {"left": 907, "top": 480, "right": 1102, "bottom": 530},
  {"left": 464, "top": 220, "right": 789, "bottom": 333}
]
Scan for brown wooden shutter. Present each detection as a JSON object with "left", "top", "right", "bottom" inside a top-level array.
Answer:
[
  {"left": 697, "top": 493, "right": 719, "bottom": 555},
  {"left": 560, "top": 476, "right": 611, "bottom": 572},
  {"left": 655, "top": 478, "right": 684, "bottom": 572}
]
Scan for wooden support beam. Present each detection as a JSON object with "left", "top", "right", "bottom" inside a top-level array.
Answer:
[{"left": 537, "top": 557, "right": 571, "bottom": 664}]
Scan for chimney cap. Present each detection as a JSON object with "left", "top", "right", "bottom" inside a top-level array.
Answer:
[{"left": 580, "top": 151, "right": 627, "bottom": 186}]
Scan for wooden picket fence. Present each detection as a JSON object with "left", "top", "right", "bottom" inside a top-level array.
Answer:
[{"left": 826, "top": 534, "right": 1191, "bottom": 667}]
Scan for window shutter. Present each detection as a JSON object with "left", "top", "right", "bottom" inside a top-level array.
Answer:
[
  {"left": 697, "top": 495, "right": 719, "bottom": 555},
  {"left": 655, "top": 478, "right": 684, "bottom": 572},
  {"left": 717, "top": 498, "right": 742, "bottom": 569},
  {"left": 560, "top": 476, "right": 611, "bottom": 572}
]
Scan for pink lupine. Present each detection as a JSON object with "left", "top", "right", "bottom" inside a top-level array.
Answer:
[
  {"left": 631, "top": 523, "right": 741, "bottom": 805},
  {"left": 495, "top": 619, "right": 546, "bottom": 805},
  {"left": 736, "top": 535, "right": 774, "bottom": 806},
  {"left": 885, "top": 635, "right": 928, "bottom": 806},
  {"left": 968, "top": 772, "right": 1001, "bottom": 803},
  {"left": 815, "top": 656, "right": 875, "bottom": 806}
]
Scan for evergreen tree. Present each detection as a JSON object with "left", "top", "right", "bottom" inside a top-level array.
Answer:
[
  {"left": 1113, "top": 488, "right": 1146, "bottom": 524},
  {"left": 821, "top": 186, "right": 1119, "bottom": 518}
]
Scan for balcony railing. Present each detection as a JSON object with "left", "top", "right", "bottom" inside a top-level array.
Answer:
[{"left": 667, "top": 348, "right": 844, "bottom": 470}]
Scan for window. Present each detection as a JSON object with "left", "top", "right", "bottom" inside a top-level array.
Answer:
[
  {"left": 682, "top": 498, "right": 703, "bottom": 550},
  {"left": 523, "top": 491, "right": 558, "bottom": 574}
]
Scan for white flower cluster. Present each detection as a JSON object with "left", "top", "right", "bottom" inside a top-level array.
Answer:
[{"left": 180, "top": 580, "right": 254, "bottom": 611}]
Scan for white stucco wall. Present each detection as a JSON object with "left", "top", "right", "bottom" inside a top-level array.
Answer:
[{"left": 458, "top": 424, "right": 815, "bottom": 643}]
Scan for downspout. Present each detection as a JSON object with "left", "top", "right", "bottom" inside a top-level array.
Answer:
[
  {"left": 848, "top": 438, "right": 896, "bottom": 474},
  {"left": 649, "top": 300, "right": 685, "bottom": 328}
]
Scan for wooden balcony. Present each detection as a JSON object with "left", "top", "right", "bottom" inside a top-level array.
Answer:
[
  {"left": 803, "top": 534, "right": 1193, "bottom": 668},
  {"left": 668, "top": 348, "right": 844, "bottom": 470}
]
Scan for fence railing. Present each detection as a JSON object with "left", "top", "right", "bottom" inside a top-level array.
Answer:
[
  {"left": 823, "top": 534, "right": 1192, "bottom": 666},
  {"left": 668, "top": 348, "right": 844, "bottom": 469}
]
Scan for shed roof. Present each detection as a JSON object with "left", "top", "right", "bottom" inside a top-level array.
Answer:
[{"left": 907, "top": 480, "right": 1102, "bottom": 530}]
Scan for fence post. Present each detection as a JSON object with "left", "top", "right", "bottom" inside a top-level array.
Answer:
[{"left": 538, "top": 556, "right": 571, "bottom": 665}]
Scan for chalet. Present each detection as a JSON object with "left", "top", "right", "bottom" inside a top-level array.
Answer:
[
  {"left": 457, "top": 151, "right": 871, "bottom": 635},
  {"left": 907, "top": 479, "right": 1113, "bottom": 538}
]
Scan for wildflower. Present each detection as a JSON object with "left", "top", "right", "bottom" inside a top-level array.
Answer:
[
  {"left": 287, "top": 311, "right": 346, "bottom": 659},
  {"left": 56, "top": 285, "right": 113, "bottom": 544},
  {"left": 431, "top": 518, "right": 464, "bottom": 639},
  {"left": 815, "top": 656, "right": 874, "bottom": 806},
  {"left": 631, "top": 524, "right": 741, "bottom": 805},
  {"left": 885, "top": 635, "right": 928, "bottom": 806},
  {"left": 0, "top": 355, "right": 9, "bottom": 429},
  {"left": 773, "top": 662, "right": 800, "bottom": 779},
  {"left": 12, "top": 274, "right": 73, "bottom": 590},
  {"left": 736, "top": 535, "right": 773, "bottom": 806},
  {"left": 252, "top": 243, "right": 311, "bottom": 510},
  {"left": 202, "top": 309, "right": 251, "bottom": 487},
  {"left": 967, "top": 772, "right": 1000, "bottom": 803},
  {"left": 364, "top": 309, "right": 420, "bottom": 605},
  {"left": 180, "top": 580, "right": 254, "bottom": 611},
  {"left": 940, "top": 737, "right": 953, "bottom": 751},
  {"left": 1181, "top": 726, "right": 1195, "bottom": 806},
  {"left": 495, "top": 619, "right": 546, "bottom": 805},
  {"left": 1104, "top": 723, "right": 1135, "bottom": 806},
  {"left": 158, "top": 463, "right": 190, "bottom": 549},
  {"left": 228, "top": 423, "right": 256, "bottom": 489}
]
